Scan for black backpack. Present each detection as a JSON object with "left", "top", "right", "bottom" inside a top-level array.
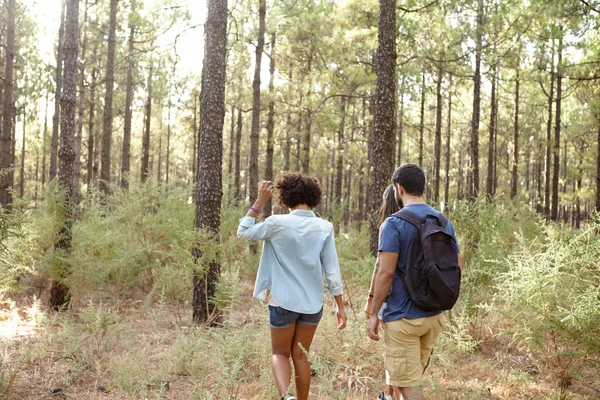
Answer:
[{"left": 392, "top": 208, "right": 461, "bottom": 311}]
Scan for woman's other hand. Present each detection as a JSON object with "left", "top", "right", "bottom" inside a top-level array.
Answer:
[
  {"left": 256, "top": 180, "right": 275, "bottom": 206},
  {"left": 336, "top": 306, "right": 347, "bottom": 330}
]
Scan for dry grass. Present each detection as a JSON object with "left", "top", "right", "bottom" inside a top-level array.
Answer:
[{"left": 1, "top": 284, "right": 599, "bottom": 400}]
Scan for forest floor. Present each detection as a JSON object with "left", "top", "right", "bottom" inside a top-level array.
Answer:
[{"left": 2, "top": 281, "right": 599, "bottom": 400}]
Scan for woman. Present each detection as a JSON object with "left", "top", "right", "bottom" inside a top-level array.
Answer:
[
  {"left": 364, "top": 184, "right": 402, "bottom": 400},
  {"left": 237, "top": 173, "right": 347, "bottom": 400}
]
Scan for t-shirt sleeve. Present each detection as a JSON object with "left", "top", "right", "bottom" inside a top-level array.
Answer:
[
  {"left": 446, "top": 221, "right": 461, "bottom": 253},
  {"left": 378, "top": 218, "right": 402, "bottom": 254}
]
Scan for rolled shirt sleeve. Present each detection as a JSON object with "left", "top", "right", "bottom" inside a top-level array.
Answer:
[
  {"left": 237, "top": 216, "right": 276, "bottom": 240},
  {"left": 320, "top": 228, "right": 343, "bottom": 296}
]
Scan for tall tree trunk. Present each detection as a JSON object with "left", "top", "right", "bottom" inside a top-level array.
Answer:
[
  {"left": 511, "top": 66, "right": 520, "bottom": 199},
  {"left": 369, "top": 0, "right": 396, "bottom": 256},
  {"left": 486, "top": 66, "right": 497, "bottom": 198},
  {"left": 444, "top": 77, "right": 452, "bottom": 203},
  {"left": 264, "top": 32, "right": 276, "bottom": 218},
  {"left": 234, "top": 109, "right": 242, "bottom": 200},
  {"left": 141, "top": 58, "right": 153, "bottom": 183},
  {"left": 86, "top": 53, "right": 97, "bottom": 190},
  {"left": 121, "top": 23, "right": 135, "bottom": 189},
  {"left": 433, "top": 65, "right": 443, "bottom": 203},
  {"left": 249, "top": 0, "right": 266, "bottom": 204},
  {"left": 74, "top": 0, "right": 89, "bottom": 201},
  {"left": 334, "top": 95, "right": 346, "bottom": 206},
  {"left": 49, "top": 0, "right": 66, "bottom": 182},
  {"left": 544, "top": 41, "right": 555, "bottom": 216},
  {"left": 418, "top": 72, "right": 425, "bottom": 167},
  {"left": 193, "top": 95, "right": 199, "bottom": 185},
  {"left": 397, "top": 79, "right": 405, "bottom": 166},
  {"left": 0, "top": 0, "right": 15, "bottom": 208},
  {"left": 227, "top": 104, "right": 234, "bottom": 178},
  {"left": 470, "top": 0, "right": 484, "bottom": 198},
  {"left": 458, "top": 130, "right": 464, "bottom": 200},
  {"left": 100, "top": 0, "right": 118, "bottom": 193},
  {"left": 283, "top": 62, "right": 293, "bottom": 172},
  {"left": 50, "top": 0, "right": 79, "bottom": 310},
  {"left": 157, "top": 116, "right": 163, "bottom": 182},
  {"left": 596, "top": 115, "right": 600, "bottom": 212},
  {"left": 19, "top": 115, "right": 25, "bottom": 199},
  {"left": 551, "top": 33, "right": 563, "bottom": 221},
  {"left": 301, "top": 53, "right": 314, "bottom": 174},
  {"left": 193, "top": 0, "right": 227, "bottom": 324},
  {"left": 42, "top": 92, "right": 49, "bottom": 186}
]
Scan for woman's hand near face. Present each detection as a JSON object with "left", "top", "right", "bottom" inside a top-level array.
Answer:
[{"left": 256, "top": 180, "right": 275, "bottom": 207}]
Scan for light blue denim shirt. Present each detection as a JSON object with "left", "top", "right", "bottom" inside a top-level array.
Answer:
[{"left": 237, "top": 209, "right": 343, "bottom": 314}]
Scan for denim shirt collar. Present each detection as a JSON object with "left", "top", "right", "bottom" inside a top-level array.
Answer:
[{"left": 289, "top": 209, "right": 316, "bottom": 217}]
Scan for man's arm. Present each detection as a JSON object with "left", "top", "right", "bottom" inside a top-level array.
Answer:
[
  {"left": 367, "top": 251, "right": 398, "bottom": 341},
  {"left": 458, "top": 253, "right": 463, "bottom": 273}
]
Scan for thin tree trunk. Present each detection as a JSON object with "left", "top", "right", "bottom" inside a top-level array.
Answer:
[
  {"left": 444, "top": 77, "right": 452, "bottom": 203},
  {"left": 264, "top": 32, "right": 276, "bottom": 218},
  {"left": 234, "top": 109, "right": 242, "bottom": 200},
  {"left": 470, "top": 0, "right": 484, "bottom": 198},
  {"left": 283, "top": 63, "right": 292, "bottom": 172},
  {"left": 227, "top": 104, "right": 234, "bottom": 178},
  {"left": 19, "top": 114, "right": 25, "bottom": 199},
  {"left": 141, "top": 57, "right": 153, "bottom": 183},
  {"left": 418, "top": 72, "right": 425, "bottom": 167},
  {"left": 301, "top": 53, "right": 313, "bottom": 174},
  {"left": 74, "top": 0, "right": 89, "bottom": 200},
  {"left": 434, "top": 65, "right": 443, "bottom": 203},
  {"left": 193, "top": 95, "right": 199, "bottom": 185},
  {"left": 397, "top": 79, "right": 405, "bottom": 166},
  {"left": 42, "top": 92, "right": 49, "bottom": 186},
  {"left": 193, "top": 0, "right": 228, "bottom": 323},
  {"left": 551, "top": 33, "right": 563, "bottom": 221},
  {"left": 249, "top": 0, "right": 266, "bottom": 203},
  {"left": 50, "top": 0, "right": 79, "bottom": 310},
  {"left": 334, "top": 95, "right": 346, "bottom": 206},
  {"left": 596, "top": 116, "right": 600, "bottom": 212},
  {"left": 369, "top": 0, "right": 396, "bottom": 256},
  {"left": 511, "top": 66, "right": 520, "bottom": 199},
  {"left": 86, "top": 53, "right": 97, "bottom": 190},
  {"left": 544, "top": 46, "right": 555, "bottom": 215},
  {"left": 99, "top": 0, "right": 118, "bottom": 193},
  {"left": 121, "top": 23, "right": 135, "bottom": 189},
  {"left": 49, "top": 0, "right": 66, "bottom": 182},
  {"left": 157, "top": 117, "right": 163, "bottom": 182},
  {"left": 486, "top": 67, "right": 497, "bottom": 198},
  {"left": 0, "top": 0, "right": 16, "bottom": 208},
  {"left": 458, "top": 130, "right": 464, "bottom": 200}
]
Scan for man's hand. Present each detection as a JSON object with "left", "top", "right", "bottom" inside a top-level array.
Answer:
[
  {"left": 367, "top": 314, "right": 380, "bottom": 341},
  {"left": 336, "top": 306, "right": 347, "bottom": 330},
  {"left": 364, "top": 297, "right": 372, "bottom": 319}
]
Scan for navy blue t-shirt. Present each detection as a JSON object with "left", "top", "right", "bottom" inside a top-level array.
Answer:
[{"left": 378, "top": 203, "right": 460, "bottom": 323}]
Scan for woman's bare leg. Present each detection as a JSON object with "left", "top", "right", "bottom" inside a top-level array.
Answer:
[
  {"left": 271, "top": 325, "right": 296, "bottom": 397},
  {"left": 290, "top": 323, "right": 318, "bottom": 400}
]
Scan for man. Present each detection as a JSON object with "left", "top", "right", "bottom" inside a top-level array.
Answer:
[{"left": 367, "top": 163, "right": 462, "bottom": 400}]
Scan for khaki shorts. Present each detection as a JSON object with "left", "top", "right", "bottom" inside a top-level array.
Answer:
[{"left": 383, "top": 313, "right": 444, "bottom": 387}]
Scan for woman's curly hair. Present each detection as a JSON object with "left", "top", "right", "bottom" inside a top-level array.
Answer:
[{"left": 276, "top": 173, "right": 322, "bottom": 208}]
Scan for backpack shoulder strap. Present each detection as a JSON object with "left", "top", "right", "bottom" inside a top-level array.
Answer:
[
  {"left": 391, "top": 209, "right": 423, "bottom": 227},
  {"left": 424, "top": 212, "right": 449, "bottom": 228}
]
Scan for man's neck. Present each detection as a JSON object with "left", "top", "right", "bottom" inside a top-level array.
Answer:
[{"left": 402, "top": 196, "right": 426, "bottom": 207}]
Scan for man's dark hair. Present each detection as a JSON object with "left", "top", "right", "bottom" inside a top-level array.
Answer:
[
  {"left": 276, "top": 173, "right": 322, "bottom": 208},
  {"left": 391, "top": 163, "right": 425, "bottom": 196}
]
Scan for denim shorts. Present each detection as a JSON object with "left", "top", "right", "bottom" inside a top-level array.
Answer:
[{"left": 268, "top": 305, "right": 323, "bottom": 329}]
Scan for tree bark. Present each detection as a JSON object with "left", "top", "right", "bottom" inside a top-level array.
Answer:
[
  {"left": 369, "top": 0, "right": 396, "bottom": 256},
  {"left": 121, "top": 23, "right": 135, "bottom": 189},
  {"left": 264, "top": 32, "right": 276, "bottom": 218},
  {"left": 141, "top": 58, "right": 153, "bottom": 183},
  {"left": 50, "top": 0, "right": 79, "bottom": 310},
  {"left": 19, "top": 114, "right": 25, "bottom": 199},
  {"left": 249, "top": 0, "right": 266, "bottom": 203},
  {"left": 418, "top": 72, "right": 425, "bottom": 167},
  {"left": 99, "top": 0, "right": 118, "bottom": 193},
  {"left": 74, "top": 0, "right": 89, "bottom": 201},
  {"left": 227, "top": 104, "right": 234, "bottom": 178},
  {"left": 334, "top": 95, "right": 346, "bottom": 206},
  {"left": 193, "top": 0, "right": 227, "bottom": 324},
  {"left": 444, "top": 76, "right": 452, "bottom": 204},
  {"left": 551, "top": 33, "right": 563, "bottom": 221},
  {"left": 397, "top": 79, "right": 405, "bottom": 166},
  {"left": 433, "top": 66, "right": 443, "bottom": 203},
  {"left": 86, "top": 48, "right": 97, "bottom": 191},
  {"left": 49, "top": 0, "right": 66, "bottom": 182},
  {"left": 470, "top": 0, "right": 484, "bottom": 198},
  {"left": 486, "top": 67, "right": 497, "bottom": 199},
  {"left": 42, "top": 92, "right": 49, "bottom": 186},
  {"left": 234, "top": 109, "right": 242, "bottom": 201},
  {"left": 0, "top": 0, "right": 16, "bottom": 208},
  {"left": 511, "top": 66, "right": 520, "bottom": 199},
  {"left": 544, "top": 41, "right": 555, "bottom": 216}
]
